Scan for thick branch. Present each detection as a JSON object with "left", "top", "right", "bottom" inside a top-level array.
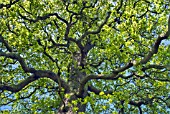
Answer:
[
  {"left": 129, "top": 100, "right": 146, "bottom": 107},
  {"left": 0, "top": 70, "right": 69, "bottom": 93},
  {"left": 77, "top": 73, "right": 120, "bottom": 97},
  {"left": 88, "top": 85, "right": 113, "bottom": 95},
  {"left": 0, "top": 75, "right": 36, "bottom": 92},
  {"left": 113, "top": 62, "right": 133, "bottom": 73},
  {"left": 140, "top": 15, "right": 170, "bottom": 64},
  {"left": 0, "top": 52, "right": 35, "bottom": 73},
  {"left": 78, "top": 62, "right": 134, "bottom": 96},
  {"left": 0, "top": 34, "right": 13, "bottom": 52},
  {"left": 87, "top": 74, "right": 133, "bottom": 95}
]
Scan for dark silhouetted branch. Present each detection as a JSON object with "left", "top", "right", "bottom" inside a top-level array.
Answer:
[
  {"left": 140, "top": 15, "right": 170, "bottom": 64},
  {"left": 0, "top": 70, "right": 69, "bottom": 93},
  {"left": 0, "top": 52, "right": 36, "bottom": 73},
  {"left": 0, "top": 35, "right": 13, "bottom": 52},
  {"left": 79, "top": 11, "right": 111, "bottom": 41},
  {"left": 19, "top": 12, "right": 68, "bottom": 24},
  {"left": 0, "top": 0, "right": 19, "bottom": 9}
]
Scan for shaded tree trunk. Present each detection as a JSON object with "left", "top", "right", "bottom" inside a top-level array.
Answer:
[{"left": 58, "top": 52, "right": 88, "bottom": 113}]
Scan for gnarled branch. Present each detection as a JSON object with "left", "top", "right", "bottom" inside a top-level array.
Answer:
[
  {"left": 0, "top": 0, "right": 19, "bottom": 9},
  {"left": 0, "top": 70, "right": 69, "bottom": 93},
  {"left": 0, "top": 34, "right": 13, "bottom": 52},
  {"left": 0, "top": 52, "right": 35, "bottom": 73},
  {"left": 140, "top": 15, "right": 170, "bottom": 64},
  {"left": 78, "top": 11, "right": 111, "bottom": 41}
]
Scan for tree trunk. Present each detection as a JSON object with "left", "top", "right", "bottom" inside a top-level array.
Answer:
[{"left": 58, "top": 52, "right": 87, "bottom": 113}]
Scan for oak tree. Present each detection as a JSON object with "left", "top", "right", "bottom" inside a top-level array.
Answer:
[{"left": 0, "top": 0, "right": 170, "bottom": 113}]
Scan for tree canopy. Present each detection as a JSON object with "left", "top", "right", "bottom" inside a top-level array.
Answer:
[{"left": 0, "top": 0, "right": 170, "bottom": 113}]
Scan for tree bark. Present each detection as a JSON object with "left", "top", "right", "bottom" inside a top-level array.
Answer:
[{"left": 57, "top": 52, "right": 88, "bottom": 113}]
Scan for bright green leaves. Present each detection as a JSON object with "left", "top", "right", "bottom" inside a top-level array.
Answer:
[
  {"left": 30, "top": 97, "right": 57, "bottom": 113},
  {"left": 86, "top": 90, "right": 131, "bottom": 113}
]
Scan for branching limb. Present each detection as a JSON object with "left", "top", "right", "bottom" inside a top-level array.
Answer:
[
  {"left": 0, "top": 34, "right": 35, "bottom": 73},
  {"left": 78, "top": 72, "right": 134, "bottom": 97},
  {"left": 0, "top": 52, "right": 36, "bottom": 73},
  {"left": 1, "top": 87, "right": 37, "bottom": 105},
  {"left": 0, "top": 70, "right": 69, "bottom": 93},
  {"left": 0, "top": 35, "right": 13, "bottom": 52},
  {"left": 77, "top": 62, "right": 134, "bottom": 96},
  {"left": 138, "top": 106, "right": 143, "bottom": 114},
  {"left": 140, "top": 15, "right": 170, "bottom": 64},
  {"left": 78, "top": 11, "right": 111, "bottom": 41},
  {"left": 0, "top": 0, "right": 19, "bottom": 9},
  {"left": 77, "top": 73, "right": 119, "bottom": 97},
  {"left": 88, "top": 85, "right": 113, "bottom": 95},
  {"left": 18, "top": 12, "right": 68, "bottom": 24},
  {"left": 142, "top": 64, "right": 167, "bottom": 71},
  {"left": 87, "top": 84, "right": 155, "bottom": 110},
  {"left": 129, "top": 98, "right": 153, "bottom": 106},
  {"left": 113, "top": 62, "right": 133, "bottom": 73},
  {"left": 0, "top": 43, "right": 69, "bottom": 93}
]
